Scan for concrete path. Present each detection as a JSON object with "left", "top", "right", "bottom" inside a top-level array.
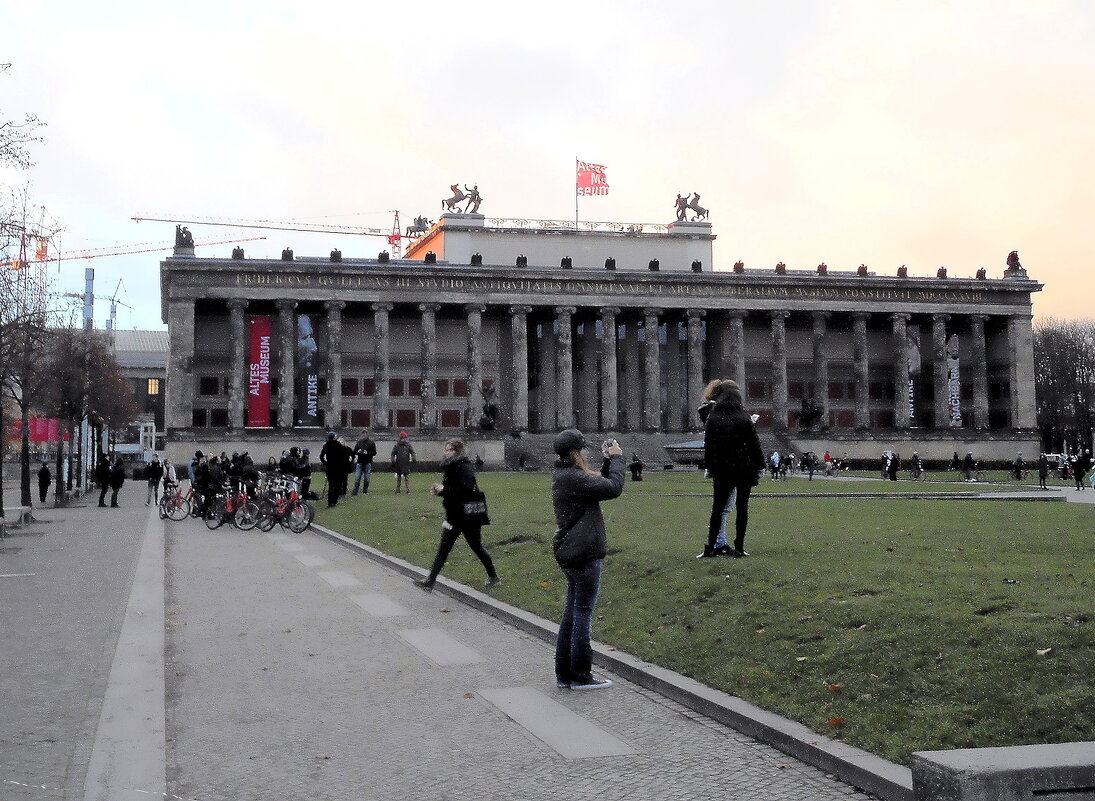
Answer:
[{"left": 2, "top": 485, "right": 879, "bottom": 801}]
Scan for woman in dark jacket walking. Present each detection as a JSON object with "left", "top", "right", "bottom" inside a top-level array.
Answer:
[
  {"left": 551, "top": 429, "right": 624, "bottom": 691},
  {"left": 415, "top": 439, "right": 499, "bottom": 591},
  {"left": 700, "top": 380, "right": 765, "bottom": 559}
]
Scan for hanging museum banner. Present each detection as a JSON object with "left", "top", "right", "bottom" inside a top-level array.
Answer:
[
  {"left": 946, "top": 334, "right": 963, "bottom": 427},
  {"left": 247, "top": 315, "right": 273, "bottom": 427},
  {"left": 295, "top": 314, "right": 323, "bottom": 427},
  {"left": 906, "top": 324, "right": 922, "bottom": 426}
]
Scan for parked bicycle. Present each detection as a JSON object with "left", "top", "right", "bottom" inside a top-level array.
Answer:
[
  {"left": 158, "top": 483, "right": 191, "bottom": 521},
  {"left": 254, "top": 473, "right": 313, "bottom": 533},
  {"left": 203, "top": 478, "right": 259, "bottom": 531}
]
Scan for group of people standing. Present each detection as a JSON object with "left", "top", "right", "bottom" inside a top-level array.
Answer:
[{"left": 317, "top": 430, "right": 417, "bottom": 506}]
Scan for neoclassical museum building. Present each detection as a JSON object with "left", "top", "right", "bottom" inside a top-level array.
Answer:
[{"left": 160, "top": 214, "right": 1041, "bottom": 466}]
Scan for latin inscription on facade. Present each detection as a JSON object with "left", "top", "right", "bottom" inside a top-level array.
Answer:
[{"left": 230, "top": 271, "right": 993, "bottom": 304}]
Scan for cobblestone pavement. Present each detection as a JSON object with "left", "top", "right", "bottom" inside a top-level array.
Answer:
[
  {"left": 0, "top": 487, "right": 149, "bottom": 800},
  {"left": 165, "top": 520, "right": 876, "bottom": 801}
]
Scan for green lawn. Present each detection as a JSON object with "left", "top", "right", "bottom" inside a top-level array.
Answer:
[{"left": 316, "top": 471, "right": 1094, "bottom": 765}]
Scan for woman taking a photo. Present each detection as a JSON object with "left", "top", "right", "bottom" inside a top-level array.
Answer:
[{"left": 550, "top": 429, "right": 624, "bottom": 691}]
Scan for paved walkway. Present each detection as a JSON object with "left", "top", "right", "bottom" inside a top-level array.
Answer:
[{"left": 2, "top": 486, "right": 878, "bottom": 801}]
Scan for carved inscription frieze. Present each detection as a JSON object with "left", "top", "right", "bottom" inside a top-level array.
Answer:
[{"left": 174, "top": 270, "right": 1030, "bottom": 307}]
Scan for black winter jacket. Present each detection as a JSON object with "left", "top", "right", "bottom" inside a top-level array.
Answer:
[
  {"left": 437, "top": 455, "right": 477, "bottom": 525},
  {"left": 703, "top": 400, "right": 764, "bottom": 484},
  {"left": 551, "top": 454, "right": 624, "bottom": 568}
]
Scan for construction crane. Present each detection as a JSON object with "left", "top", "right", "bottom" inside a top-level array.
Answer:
[
  {"left": 23, "top": 234, "right": 267, "bottom": 264},
  {"left": 132, "top": 211, "right": 417, "bottom": 257},
  {"left": 61, "top": 280, "right": 133, "bottom": 340}
]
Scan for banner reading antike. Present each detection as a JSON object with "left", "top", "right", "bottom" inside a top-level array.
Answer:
[
  {"left": 247, "top": 315, "right": 272, "bottom": 427},
  {"left": 295, "top": 314, "right": 323, "bottom": 427}
]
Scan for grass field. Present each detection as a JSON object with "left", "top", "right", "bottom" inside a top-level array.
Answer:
[{"left": 315, "top": 470, "right": 1093, "bottom": 765}]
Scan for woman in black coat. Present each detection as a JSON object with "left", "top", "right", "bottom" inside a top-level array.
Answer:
[
  {"left": 414, "top": 439, "right": 499, "bottom": 591},
  {"left": 700, "top": 380, "right": 765, "bottom": 559}
]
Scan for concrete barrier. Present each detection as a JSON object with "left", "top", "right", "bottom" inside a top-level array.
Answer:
[{"left": 912, "top": 742, "right": 1095, "bottom": 800}]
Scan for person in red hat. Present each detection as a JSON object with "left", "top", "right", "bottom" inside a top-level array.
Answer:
[{"left": 390, "top": 431, "right": 417, "bottom": 493}]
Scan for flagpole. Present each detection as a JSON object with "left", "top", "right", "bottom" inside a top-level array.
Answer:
[{"left": 574, "top": 156, "right": 579, "bottom": 229}]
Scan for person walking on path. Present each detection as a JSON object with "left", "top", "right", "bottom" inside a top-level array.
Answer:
[
  {"left": 391, "top": 431, "right": 416, "bottom": 493},
  {"left": 162, "top": 458, "right": 178, "bottom": 493},
  {"left": 145, "top": 455, "right": 164, "bottom": 506},
  {"left": 550, "top": 429, "right": 624, "bottom": 691},
  {"left": 108, "top": 458, "right": 126, "bottom": 508},
  {"left": 37, "top": 460, "right": 51, "bottom": 504},
  {"left": 414, "top": 438, "right": 499, "bottom": 592},
  {"left": 699, "top": 380, "right": 764, "bottom": 560},
  {"left": 351, "top": 431, "right": 377, "bottom": 495},
  {"left": 95, "top": 456, "right": 111, "bottom": 508}
]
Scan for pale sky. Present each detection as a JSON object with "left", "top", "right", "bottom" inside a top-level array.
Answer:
[{"left": 3, "top": 0, "right": 1093, "bottom": 331}]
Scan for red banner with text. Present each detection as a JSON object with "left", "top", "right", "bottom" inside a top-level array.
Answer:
[
  {"left": 576, "top": 160, "right": 609, "bottom": 196},
  {"left": 247, "top": 315, "right": 273, "bottom": 427}
]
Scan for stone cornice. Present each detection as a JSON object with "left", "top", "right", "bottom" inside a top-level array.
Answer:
[{"left": 161, "top": 257, "right": 1041, "bottom": 321}]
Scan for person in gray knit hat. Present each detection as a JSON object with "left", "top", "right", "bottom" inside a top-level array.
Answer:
[{"left": 550, "top": 429, "right": 624, "bottom": 691}]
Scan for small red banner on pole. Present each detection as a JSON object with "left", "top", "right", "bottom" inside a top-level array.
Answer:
[{"left": 576, "top": 160, "right": 609, "bottom": 196}]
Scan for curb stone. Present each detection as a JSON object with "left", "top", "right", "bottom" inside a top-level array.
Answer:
[{"left": 312, "top": 522, "right": 915, "bottom": 801}]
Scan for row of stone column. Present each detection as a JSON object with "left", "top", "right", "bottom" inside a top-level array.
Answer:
[{"left": 167, "top": 298, "right": 1034, "bottom": 433}]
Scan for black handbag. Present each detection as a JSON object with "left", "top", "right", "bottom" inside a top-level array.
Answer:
[{"left": 462, "top": 480, "right": 490, "bottom": 526}]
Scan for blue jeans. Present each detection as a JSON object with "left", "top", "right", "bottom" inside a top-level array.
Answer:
[
  {"left": 713, "top": 487, "right": 738, "bottom": 549},
  {"left": 555, "top": 558, "right": 602, "bottom": 684},
  {"left": 352, "top": 463, "right": 372, "bottom": 494}
]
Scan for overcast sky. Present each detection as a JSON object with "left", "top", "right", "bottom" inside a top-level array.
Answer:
[{"left": 3, "top": 0, "right": 1093, "bottom": 331}]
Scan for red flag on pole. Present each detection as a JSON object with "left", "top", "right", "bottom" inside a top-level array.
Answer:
[{"left": 576, "top": 160, "right": 609, "bottom": 196}]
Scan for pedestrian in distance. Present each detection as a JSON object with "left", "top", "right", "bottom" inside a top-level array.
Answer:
[
  {"left": 551, "top": 429, "right": 624, "bottom": 691},
  {"left": 108, "top": 458, "right": 126, "bottom": 508},
  {"left": 698, "top": 379, "right": 764, "bottom": 559},
  {"left": 1038, "top": 453, "right": 1049, "bottom": 490},
  {"left": 320, "top": 433, "right": 351, "bottom": 507},
  {"left": 628, "top": 452, "right": 644, "bottom": 481},
  {"left": 95, "top": 456, "right": 111, "bottom": 508},
  {"left": 1075, "top": 449, "right": 1091, "bottom": 491},
  {"left": 37, "top": 460, "right": 51, "bottom": 504},
  {"left": 146, "top": 454, "right": 164, "bottom": 506},
  {"left": 162, "top": 458, "right": 178, "bottom": 495},
  {"left": 414, "top": 438, "right": 499, "bottom": 592},
  {"left": 352, "top": 430, "right": 377, "bottom": 495},
  {"left": 391, "top": 431, "right": 416, "bottom": 493}
]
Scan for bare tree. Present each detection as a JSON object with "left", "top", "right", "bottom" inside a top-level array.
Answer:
[
  {"left": 1033, "top": 318, "right": 1095, "bottom": 453},
  {"left": 0, "top": 64, "right": 45, "bottom": 170}
]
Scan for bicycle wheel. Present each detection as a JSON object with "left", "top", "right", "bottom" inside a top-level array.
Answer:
[
  {"left": 286, "top": 501, "right": 311, "bottom": 533},
  {"left": 158, "top": 497, "right": 168, "bottom": 519},
  {"left": 234, "top": 500, "right": 260, "bottom": 530},
  {"left": 204, "top": 498, "right": 226, "bottom": 530},
  {"left": 166, "top": 496, "right": 190, "bottom": 521},
  {"left": 189, "top": 493, "right": 202, "bottom": 518},
  {"left": 255, "top": 499, "right": 278, "bottom": 532}
]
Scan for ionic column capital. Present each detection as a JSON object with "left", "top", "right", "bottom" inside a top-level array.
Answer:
[
  {"left": 371, "top": 302, "right": 394, "bottom": 313},
  {"left": 324, "top": 299, "right": 346, "bottom": 312},
  {"left": 890, "top": 312, "right": 911, "bottom": 324},
  {"left": 276, "top": 299, "right": 297, "bottom": 312},
  {"left": 968, "top": 313, "right": 990, "bottom": 324},
  {"left": 811, "top": 310, "right": 831, "bottom": 321},
  {"left": 932, "top": 312, "right": 950, "bottom": 323},
  {"left": 554, "top": 305, "right": 576, "bottom": 317},
  {"left": 641, "top": 307, "right": 661, "bottom": 319},
  {"left": 600, "top": 306, "right": 621, "bottom": 318},
  {"left": 419, "top": 302, "right": 441, "bottom": 314},
  {"left": 509, "top": 305, "right": 532, "bottom": 316},
  {"left": 725, "top": 309, "right": 748, "bottom": 320},
  {"left": 686, "top": 308, "right": 706, "bottom": 320},
  {"left": 464, "top": 303, "right": 486, "bottom": 315},
  {"left": 851, "top": 311, "right": 870, "bottom": 322},
  {"left": 227, "top": 298, "right": 249, "bottom": 311},
  {"left": 768, "top": 309, "right": 790, "bottom": 321}
]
